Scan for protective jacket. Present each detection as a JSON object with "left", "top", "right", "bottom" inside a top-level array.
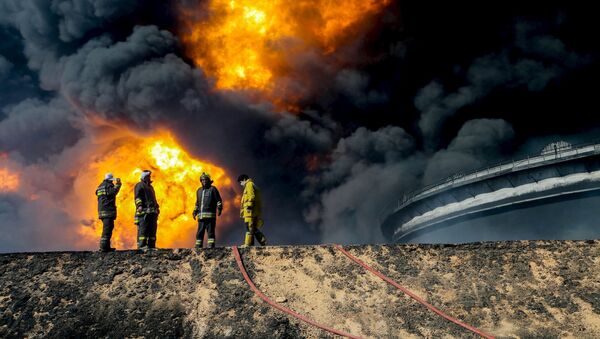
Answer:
[
  {"left": 240, "top": 179, "right": 262, "bottom": 221},
  {"left": 96, "top": 179, "right": 121, "bottom": 219},
  {"left": 134, "top": 181, "right": 159, "bottom": 224},
  {"left": 194, "top": 186, "right": 223, "bottom": 219}
]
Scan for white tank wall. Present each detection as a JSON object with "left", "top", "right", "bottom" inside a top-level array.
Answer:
[
  {"left": 401, "top": 193, "right": 600, "bottom": 244},
  {"left": 382, "top": 155, "right": 600, "bottom": 242}
]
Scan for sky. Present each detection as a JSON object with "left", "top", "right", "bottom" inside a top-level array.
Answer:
[{"left": 0, "top": 1, "right": 599, "bottom": 252}]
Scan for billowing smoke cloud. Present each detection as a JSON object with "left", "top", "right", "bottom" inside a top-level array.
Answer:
[
  {"left": 423, "top": 119, "right": 514, "bottom": 184},
  {"left": 265, "top": 113, "right": 334, "bottom": 153},
  {"left": 416, "top": 21, "right": 591, "bottom": 148},
  {"left": 0, "top": 97, "right": 81, "bottom": 161},
  {"left": 0, "top": 193, "right": 81, "bottom": 251},
  {"left": 300, "top": 13, "right": 598, "bottom": 243},
  {"left": 303, "top": 126, "right": 424, "bottom": 243},
  {"left": 333, "top": 69, "right": 389, "bottom": 109},
  {"left": 0, "top": 128, "right": 105, "bottom": 252},
  {"left": 0, "top": 55, "right": 11, "bottom": 79},
  {"left": 0, "top": 0, "right": 598, "bottom": 251},
  {"left": 303, "top": 119, "right": 515, "bottom": 244}
]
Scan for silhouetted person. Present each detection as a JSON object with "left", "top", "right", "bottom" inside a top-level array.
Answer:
[
  {"left": 238, "top": 174, "right": 266, "bottom": 247},
  {"left": 134, "top": 170, "right": 159, "bottom": 249},
  {"left": 95, "top": 173, "right": 121, "bottom": 252},
  {"left": 192, "top": 172, "right": 223, "bottom": 248}
]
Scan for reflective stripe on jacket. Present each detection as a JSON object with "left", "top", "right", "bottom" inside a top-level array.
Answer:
[
  {"left": 96, "top": 179, "right": 121, "bottom": 219},
  {"left": 134, "top": 181, "right": 159, "bottom": 217},
  {"left": 194, "top": 185, "right": 223, "bottom": 219},
  {"left": 240, "top": 179, "right": 262, "bottom": 220}
]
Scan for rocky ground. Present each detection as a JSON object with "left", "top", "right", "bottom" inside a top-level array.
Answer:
[{"left": 1, "top": 241, "right": 600, "bottom": 338}]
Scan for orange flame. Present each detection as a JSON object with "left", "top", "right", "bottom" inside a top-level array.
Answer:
[
  {"left": 0, "top": 153, "right": 20, "bottom": 193},
  {"left": 0, "top": 168, "right": 19, "bottom": 192},
  {"left": 77, "top": 131, "right": 237, "bottom": 249},
  {"left": 180, "top": 0, "right": 390, "bottom": 100}
]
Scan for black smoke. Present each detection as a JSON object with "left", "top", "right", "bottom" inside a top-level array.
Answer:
[{"left": 0, "top": 0, "right": 599, "bottom": 251}]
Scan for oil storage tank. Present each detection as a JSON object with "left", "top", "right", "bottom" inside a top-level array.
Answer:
[{"left": 381, "top": 141, "right": 600, "bottom": 243}]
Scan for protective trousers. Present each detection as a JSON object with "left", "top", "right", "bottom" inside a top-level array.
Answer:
[
  {"left": 244, "top": 220, "right": 266, "bottom": 246},
  {"left": 99, "top": 218, "right": 115, "bottom": 250},
  {"left": 138, "top": 213, "right": 158, "bottom": 249},
  {"left": 196, "top": 218, "right": 216, "bottom": 248}
]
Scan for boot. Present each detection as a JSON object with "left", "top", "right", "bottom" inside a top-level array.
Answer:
[
  {"left": 195, "top": 239, "right": 203, "bottom": 250},
  {"left": 256, "top": 232, "right": 267, "bottom": 246},
  {"left": 137, "top": 236, "right": 148, "bottom": 250},
  {"left": 243, "top": 231, "right": 254, "bottom": 247},
  {"left": 99, "top": 238, "right": 116, "bottom": 252},
  {"left": 207, "top": 238, "right": 215, "bottom": 248},
  {"left": 147, "top": 237, "right": 156, "bottom": 249}
]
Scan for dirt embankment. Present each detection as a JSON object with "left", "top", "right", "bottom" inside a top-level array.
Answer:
[{"left": 1, "top": 241, "right": 600, "bottom": 338}]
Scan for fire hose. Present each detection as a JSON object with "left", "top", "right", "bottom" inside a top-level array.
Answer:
[
  {"left": 233, "top": 245, "right": 495, "bottom": 338},
  {"left": 232, "top": 245, "right": 362, "bottom": 338},
  {"left": 333, "top": 244, "right": 495, "bottom": 339}
]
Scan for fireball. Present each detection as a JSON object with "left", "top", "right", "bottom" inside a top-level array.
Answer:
[
  {"left": 77, "top": 131, "right": 236, "bottom": 249},
  {"left": 180, "top": 0, "right": 391, "bottom": 97}
]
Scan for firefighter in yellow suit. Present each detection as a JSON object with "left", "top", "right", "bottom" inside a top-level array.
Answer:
[{"left": 237, "top": 174, "right": 267, "bottom": 247}]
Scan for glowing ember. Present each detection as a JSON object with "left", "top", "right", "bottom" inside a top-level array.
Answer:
[
  {"left": 180, "top": 0, "right": 390, "bottom": 93},
  {"left": 79, "top": 132, "right": 236, "bottom": 249}
]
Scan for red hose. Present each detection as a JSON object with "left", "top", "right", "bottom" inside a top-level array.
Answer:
[
  {"left": 333, "top": 244, "right": 495, "bottom": 339},
  {"left": 232, "top": 246, "right": 362, "bottom": 339}
]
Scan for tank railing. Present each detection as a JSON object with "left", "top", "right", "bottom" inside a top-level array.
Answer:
[{"left": 379, "top": 141, "right": 600, "bottom": 222}]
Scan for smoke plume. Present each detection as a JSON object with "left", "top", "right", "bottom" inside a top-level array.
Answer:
[{"left": 0, "top": 0, "right": 598, "bottom": 251}]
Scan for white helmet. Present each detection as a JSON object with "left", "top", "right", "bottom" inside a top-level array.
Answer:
[{"left": 140, "top": 170, "right": 152, "bottom": 181}]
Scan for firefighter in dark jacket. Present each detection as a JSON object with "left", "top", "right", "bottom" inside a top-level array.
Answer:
[
  {"left": 238, "top": 174, "right": 267, "bottom": 247},
  {"left": 134, "top": 170, "right": 160, "bottom": 249},
  {"left": 192, "top": 172, "right": 223, "bottom": 248},
  {"left": 95, "top": 173, "right": 121, "bottom": 252}
]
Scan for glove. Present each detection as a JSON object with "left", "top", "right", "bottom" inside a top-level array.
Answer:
[
  {"left": 136, "top": 206, "right": 142, "bottom": 214},
  {"left": 217, "top": 209, "right": 222, "bottom": 216},
  {"left": 192, "top": 210, "right": 198, "bottom": 220}
]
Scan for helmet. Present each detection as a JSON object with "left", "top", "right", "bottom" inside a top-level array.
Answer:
[
  {"left": 140, "top": 170, "right": 152, "bottom": 181},
  {"left": 105, "top": 173, "right": 114, "bottom": 180},
  {"left": 200, "top": 172, "right": 212, "bottom": 183}
]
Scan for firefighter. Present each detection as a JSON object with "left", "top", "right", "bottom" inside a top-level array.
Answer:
[
  {"left": 134, "top": 170, "right": 160, "bottom": 249},
  {"left": 95, "top": 173, "right": 121, "bottom": 252},
  {"left": 192, "top": 172, "right": 223, "bottom": 249},
  {"left": 238, "top": 174, "right": 267, "bottom": 247}
]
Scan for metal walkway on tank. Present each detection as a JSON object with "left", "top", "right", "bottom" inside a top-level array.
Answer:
[{"left": 380, "top": 141, "right": 600, "bottom": 242}]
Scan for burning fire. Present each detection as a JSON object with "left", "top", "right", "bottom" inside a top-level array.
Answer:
[
  {"left": 0, "top": 168, "right": 19, "bottom": 192},
  {"left": 79, "top": 131, "right": 236, "bottom": 249},
  {"left": 180, "top": 0, "right": 390, "bottom": 96},
  {"left": 0, "top": 153, "right": 19, "bottom": 193}
]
